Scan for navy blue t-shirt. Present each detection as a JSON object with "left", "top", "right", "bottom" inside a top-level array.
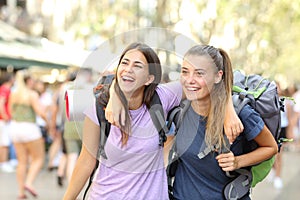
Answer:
[{"left": 173, "top": 104, "right": 264, "bottom": 200}]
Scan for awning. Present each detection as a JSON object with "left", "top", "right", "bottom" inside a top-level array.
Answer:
[
  {"left": 0, "top": 20, "right": 90, "bottom": 70},
  {"left": 0, "top": 56, "right": 69, "bottom": 69}
]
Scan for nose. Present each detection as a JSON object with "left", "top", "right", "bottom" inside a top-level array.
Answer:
[
  {"left": 185, "top": 72, "right": 196, "bottom": 84},
  {"left": 124, "top": 63, "right": 134, "bottom": 73}
]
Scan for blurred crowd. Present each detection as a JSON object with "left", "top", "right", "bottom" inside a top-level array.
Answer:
[{"left": 0, "top": 68, "right": 93, "bottom": 199}]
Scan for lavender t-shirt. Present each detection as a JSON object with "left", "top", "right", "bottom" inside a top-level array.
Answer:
[{"left": 84, "top": 81, "right": 182, "bottom": 200}]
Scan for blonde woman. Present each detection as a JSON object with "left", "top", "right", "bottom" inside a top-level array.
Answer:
[
  {"left": 172, "top": 45, "right": 278, "bottom": 199},
  {"left": 9, "top": 70, "right": 49, "bottom": 199}
]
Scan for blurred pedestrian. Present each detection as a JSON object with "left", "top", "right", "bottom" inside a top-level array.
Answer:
[
  {"left": 0, "top": 72, "right": 15, "bottom": 173},
  {"left": 8, "top": 70, "right": 49, "bottom": 199},
  {"left": 272, "top": 82, "right": 289, "bottom": 189},
  {"left": 35, "top": 79, "right": 53, "bottom": 151},
  {"left": 290, "top": 85, "right": 300, "bottom": 151},
  {"left": 49, "top": 71, "right": 78, "bottom": 187},
  {"left": 63, "top": 68, "right": 93, "bottom": 184}
]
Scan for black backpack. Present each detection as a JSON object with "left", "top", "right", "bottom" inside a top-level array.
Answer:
[
  {"left": 165, "top": 99, "right": 190, "bottom": 200},
  {"left": 83, "top": 74, "right": 169, "bottom": 199}
]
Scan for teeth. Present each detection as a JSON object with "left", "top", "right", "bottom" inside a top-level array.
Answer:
[
  {"left": 122, "top": 76, "right": 134, "bottom": 81},
  {"left": 186, "top": 87, "right": 198, "bottom": 91}
]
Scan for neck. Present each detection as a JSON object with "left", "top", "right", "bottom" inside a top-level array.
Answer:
[
  {"left": 191, "top": 99, "right": 210, "bottom": 117},
  {"left": 128, "top": 95, "right": 143, "bottom": 110},
  {"left": 125, "top": 89, "right": 144, "bottom": 110}
]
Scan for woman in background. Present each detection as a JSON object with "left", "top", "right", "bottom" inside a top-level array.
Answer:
[{"left": 9, "top": 70, "right": 49, "bottom": 199}]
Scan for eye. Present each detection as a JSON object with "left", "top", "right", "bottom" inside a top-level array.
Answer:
[
  {"left": 120, "top": 60, "right": 128, "bottom": 65},
  {"left": 181, "top": 69, "right": 188, "bottom": 74},
  {"left": 196, "top": 71, "right": 205, "bottom": 77},
  {"left": 134, "top": 64, "right": 143, "bottom": 68}
]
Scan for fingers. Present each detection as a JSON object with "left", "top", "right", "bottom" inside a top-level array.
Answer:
[
  {"left": 225, "top": 122, "right": 244, "bottom": 144},
  {"left": 105, "top": 110, "right": 119, "bottom": 127},
  {"left": 224, "top": 127, "right": 234, "bottom": 144},
  {"left": 234, "top": 123, "right": 244, "bottom": 135},
  {"left": 216, "top": 152, "right": 236, "bottom": 171},
  {"left": 105, "top": 110, "right": 113, "bottom": 123},
  {"left": 113, "top": 112, "right": 121, "bottom": 128}
]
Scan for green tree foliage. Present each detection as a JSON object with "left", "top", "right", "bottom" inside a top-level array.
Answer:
[{"left": 46, "top": 0, "right": 300, "bottom": 84}]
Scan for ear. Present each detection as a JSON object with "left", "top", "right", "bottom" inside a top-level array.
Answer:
[
  {"left": 145, "top": 75, "right": 155, "bottom": 86},
  {"left": 214, "top": 70, "right": 223, "bottom": 84}
]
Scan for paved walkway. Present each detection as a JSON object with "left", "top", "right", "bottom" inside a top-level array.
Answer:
[{"left": 1, "top": 149, "right": 299, "bottom": 199}]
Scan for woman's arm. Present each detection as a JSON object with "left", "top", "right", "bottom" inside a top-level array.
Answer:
[
  {"left": 105, "top": 80, "right": 125, "bottom": 127},
  {"left": 30, "top": 90, "right": 48, "bottom": 122},
  {"left": 164, "top": 135, "right": 175, "bottom": 167},
  {"left": 106, "top": 80, "right": 183, "bottom": 127},
  {"left": 63, "top": 117, "right": 99, "bottom": 200},
  {"left": 106, "top": 80, "right": 244, "bottom": 144},
  {"left": 216, "top": 125, "right": 278, "bottom": 171},
  {"left": 224, "top": 97, "right": 244, "bottom": 144}
]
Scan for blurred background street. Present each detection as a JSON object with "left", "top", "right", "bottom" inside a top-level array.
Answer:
[
  {"left": 1, "top": 1, "right": 300, "bottom": 200},
  {"left": 0, "top": 148, "right": 299, "bottom": 200}
]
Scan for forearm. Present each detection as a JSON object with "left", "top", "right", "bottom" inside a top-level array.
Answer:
[
  {"left": 163, "top": 135, "right": 174, "bottom": 167},
  {"left": 224, "top": 97, "right": 244, "bottom": 143},
  {"left": 63, "top": 146, "right": 97, "bottom": 200},
  {"left": 235, "top": 126, "right": 278, "bottom": 169},
  {"left": 106, "top": 80, "right": 125, "bottom": 126},
  {"left": 235, "top": 146, "right": 276, "bottom": 169}
]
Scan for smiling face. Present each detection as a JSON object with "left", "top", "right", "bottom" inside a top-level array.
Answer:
[
  {"left": 180, "top": 54, "right": 223, "bottom": 102},
  {"left": 116, "top": 49, "right": 154, "bottom": 98}
]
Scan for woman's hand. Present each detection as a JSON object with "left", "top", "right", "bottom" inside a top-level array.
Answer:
[
  {"left": 105, "top": 80, "right": 125, "bottom": 127},
  {"left": 216, "top": 151, "right": 238, "bottom": 172},
  {"left": 224, "top": 98, "right": 244, "bottom": 143}
]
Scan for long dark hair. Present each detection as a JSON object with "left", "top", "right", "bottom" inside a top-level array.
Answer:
[{"left": 114, "top": 42, "right": 162, "bottom": 145}]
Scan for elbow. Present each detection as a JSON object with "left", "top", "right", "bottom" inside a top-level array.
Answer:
[
  {"left": 269, "top": 143, "right": 279, "bottom": 158},
  {"left": 273, "top": 144, "right": 279, "bottom": 155},
  {"left": 264, "top": 143, "right": 279, "bottom": 160}
]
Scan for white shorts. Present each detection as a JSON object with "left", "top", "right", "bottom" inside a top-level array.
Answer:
[
  {"left": 0, "top": 121, "right": 11, "bottom": 146},
  {"left": 9, "top": 121, "right": 42, "bottom": 143}
]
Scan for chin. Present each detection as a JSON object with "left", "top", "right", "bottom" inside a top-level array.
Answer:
[{"left": 185, "top": 94, "right": 198, "bottom": 101}]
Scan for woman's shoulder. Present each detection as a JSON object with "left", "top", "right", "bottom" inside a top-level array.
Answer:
[
  {"left": 156, "top": 81, "right": 182, "bottom": 98},
  {"left": 28, "top": 89, "right": 39, "bottom": 98},
  {"left": 239, "top": 104, "right": 259, "bottom": 119},
  {"left": 156, "top": 81, "right": 182, "bottom": 112},
  {"left": 239, "top": 104, "right": 264, "bottom": 138}
]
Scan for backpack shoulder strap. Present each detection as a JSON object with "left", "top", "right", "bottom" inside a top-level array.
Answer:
[
  {"left": 166, "top": 99, "right": 190, "bottom": 199},
  {"left": 232, "top": 93, "right": 251, "bottom": 115},
  {"left": 95, "top": 96, "right": 111, "bottom": 159},
  {"left": 166, "top": 99, "right": 190, "bottom": 135},
  {"left": 149, "top": 91, "right": 169, "bottom": 146}
]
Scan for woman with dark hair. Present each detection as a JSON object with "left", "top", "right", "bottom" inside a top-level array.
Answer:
[{"left": 64, "top": 42, "right": 182, "bottom": 200}]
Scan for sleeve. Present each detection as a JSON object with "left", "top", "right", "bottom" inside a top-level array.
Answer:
[
  {"left": 83, "top": 99, "right": 100, "bottom": 125},
  {"left": 0, "top": 87, "right": 7, "bottom": 98},
  {"left": 239, "top": 105, "right": 265, "bottom": 141},
  {"left": 156, "top": 81, "right": 182, "bottom": 114}
]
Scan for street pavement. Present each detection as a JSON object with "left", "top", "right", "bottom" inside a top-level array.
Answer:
[{"left": 1, "top": 149, "right": 299, "bottom": 200}]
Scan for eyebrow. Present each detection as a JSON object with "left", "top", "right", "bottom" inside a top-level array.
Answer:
[
  {"left": 181, "top": 66, "right": 205, "bottom": 72},
  {"left": 122, "top": 58, "right": 146, "bottom": 66}
]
